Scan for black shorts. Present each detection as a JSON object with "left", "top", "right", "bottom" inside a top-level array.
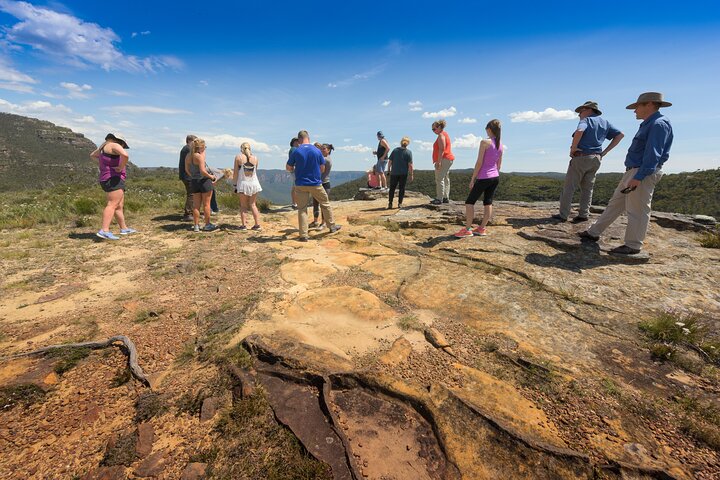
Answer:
[
  {"left": 190, "top": 178, "right": 213, "bottom": 194},
  {"left": 99, "top": 177, "right": 125, "bottom": 192},
  {"left": 466, "top": 177, "right": 499, "bottom": 206}
]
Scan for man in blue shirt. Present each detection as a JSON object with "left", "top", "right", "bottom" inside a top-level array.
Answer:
[
  {"left": 579, "top": 92, "right": 674, "bottom": 255},
  {"left": 286, "top": 130, "right": 341, "bottom": 241},
  {"left": 553, "top": 101, "right": 624, "bottom": 223}
]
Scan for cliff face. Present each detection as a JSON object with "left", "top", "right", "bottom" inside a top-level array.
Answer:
[{"left": 0, "top": 113, "right": 97, "bottom": 191}]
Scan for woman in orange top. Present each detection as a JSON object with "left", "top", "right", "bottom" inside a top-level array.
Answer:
[{"left": 432, "top": 119, "right": 454, "bottom": 205}]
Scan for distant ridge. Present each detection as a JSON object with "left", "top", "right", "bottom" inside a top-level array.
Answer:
[
  {"left": 330, "top": 168, "right": 720, "bottom": 218},
  {"left": 0, "top": 113, "right": 98, "bottom": 191}
]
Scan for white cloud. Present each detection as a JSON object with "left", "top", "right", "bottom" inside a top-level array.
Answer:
[
  {"left": 73, "top": 115, "right": 95, "bottom": 123},
  {"left": 327, "top": 64, "right": 385, "bottom": 88},
  {"left": 509, "top": 108, "right": 576, "bottom": 123},
  {"left": 103, "top": 105, "right": 190, "bottom": 115},
  {"left": 199, "top": 80, "right": 208, "bottom": 86},
  {"left": 0, "top": 82, "right": 34, "bottom": 93},
  {"left": 0, "top": 97, "right": 72, "bottom": 114},
  {"left": 0, "top": 56, "right": 37, "bottom": 92},
  {"left": 381, "top": 100, "right": 391, "bottom": 107},
  {"left": 0, "top": 58, "right": 37, "bottom": 84},
  {"left": 422, "top": 106, "right": 457, "bottom": 119},
  {"left": 203, "top": 134, "right": 273, "bottom": 153},
  {"left": 109, "top": 90, "right": 131, "bottom": 97},
  {"left": 458, "top": 117, "right": 477, "bottom": 124},
  {"left": 131, "top": 31, "right": 151, "bottom": 38},
  {"left": 416, "top": 140, "right": 433, "bottom": 151},
  {"left": 60, "top": 81, "right": 92, "bottom": 99},
  {"left": 0, "top": 1, "right": 182, "bottom": 73},
  {"left": 453, "top": 133, "right": 483, "bottom": 149},
  {"left": 408, "top": 100, "right": 422, "bottom": 112},
  {"left": 337, "top": 144, "right": 372, "bottom": 153}
]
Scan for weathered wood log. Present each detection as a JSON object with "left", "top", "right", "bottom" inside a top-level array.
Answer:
[{"left": 0, "top": 335, "right": 151, "bottom": 388}]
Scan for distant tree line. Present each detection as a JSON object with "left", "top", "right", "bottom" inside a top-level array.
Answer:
[{"left": 330, "top": 169, "right": 720, "bottom": 218}]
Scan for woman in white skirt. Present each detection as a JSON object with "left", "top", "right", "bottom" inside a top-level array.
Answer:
[{"left": 232, "top": 142, "right": 263, "bottom": 230}]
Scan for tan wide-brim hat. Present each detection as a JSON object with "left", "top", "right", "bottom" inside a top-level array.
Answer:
[
  {"left": 626, "top": 92, "right": 672, "bottom": 110},
  {"left": 574, "top": 101, "right": 602, "bottom": 115},
  {"left": 105, "top": 133, "right": 129, "bottom": 149}
]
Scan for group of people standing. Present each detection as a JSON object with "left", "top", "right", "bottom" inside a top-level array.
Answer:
[{"left": 90, "top": 91, "right": 673, "bottom": 255}]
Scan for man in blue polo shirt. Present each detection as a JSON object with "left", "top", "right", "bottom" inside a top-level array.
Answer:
[
  {"left": 579, "top": 92, "right": 674, "bottom": 255},
  {"left": 286, "top": 130, "right": 341, "bottom": 241},
  {"left": 553, "top": 101, "right": 624, "bottom": 223}
]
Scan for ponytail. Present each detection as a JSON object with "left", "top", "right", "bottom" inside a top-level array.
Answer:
[{"left": 486, "top": 119, "right": 501, "bottom": 149}]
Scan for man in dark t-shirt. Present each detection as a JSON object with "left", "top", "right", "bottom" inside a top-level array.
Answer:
[
  {"left": 179, "top": 134, "right": 196, "bottom": 221},
  {"left": 286, "top": 130, "right": 341, "bottom": 241}
]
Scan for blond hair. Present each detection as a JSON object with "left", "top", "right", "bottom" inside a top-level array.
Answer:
[
  {"left": 400, "top": 136, "right": 411, "bottom": 147},
  {"left": 192, "top": 138, "right": 206, "bottom": 153},
  {"left": 240, "top": 142, "right": 252, "bottom": 159}
]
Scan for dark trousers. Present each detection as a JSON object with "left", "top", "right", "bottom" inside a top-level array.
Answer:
[
  {"left": 210, "top": 189, "right": 218, "bottom": 212},
  {"left": 312, "top": 183, "right": 331, "bottom": 220},
  {"left": 388, "top": 175, "right": 407, "bottom": 205},
  {"left": 182, "top": 179, "right": 193, "bottom": 215}
]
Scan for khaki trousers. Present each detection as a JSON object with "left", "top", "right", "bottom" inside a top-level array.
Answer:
[
  {"left": 559, "top": 154, "right": 601, "bottom": 218},
  {"left": 296, "top": 185, "right": 335, "bottom": 238},
  {"left": 587, "top": 168, "right": 663, "bottom": 250},
  {"left": 435, "top": 158, "right": 452, "bottom": 200}
]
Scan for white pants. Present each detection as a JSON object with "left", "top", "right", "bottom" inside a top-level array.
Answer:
[
  {"left": 587, "top": 168, "right": 663, "bottom": 250},
  {"left": 435, "top": 158, "right": 452, "bottom": 200}
]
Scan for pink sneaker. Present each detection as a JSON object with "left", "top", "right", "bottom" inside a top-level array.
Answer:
[
  {"left": 454, "top": 227, "right": 473, "bottom": 238},
  {"left": 472, "top": 226, "right": 487, "bottom": 236}
]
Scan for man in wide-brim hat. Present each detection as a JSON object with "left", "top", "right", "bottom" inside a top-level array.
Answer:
[
  {"left": 579, "top": 92, "right": 674, "bottom": 255},
  {"left": 552, "top": 101, "right": 624, "bottom": 223}
]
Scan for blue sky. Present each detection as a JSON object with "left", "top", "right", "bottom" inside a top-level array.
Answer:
[{"left": 0, "top": 0, "right": 719, "bottom": 173}]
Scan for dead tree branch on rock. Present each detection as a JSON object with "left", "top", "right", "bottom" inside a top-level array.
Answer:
[{"left": 0, "top": 335, "right": 151, "bottom": 388}]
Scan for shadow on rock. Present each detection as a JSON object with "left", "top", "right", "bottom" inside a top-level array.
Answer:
[
  {"left": 418, "top": 234, "right": 458, "bottom": 248},
  {"left": 68, "top": 232, "right": 103, "bottom": 241},
  {"left": 151, "top": 214, "right": 185, "bottom": 222},
  {"left": 525, "top": 244, "right": 609, "bottom": 273},
  {"left": 159, "top": 223, "right": 193, "bottom": 232},
  {"left": 506, "top": 216, "right": 563, "bottom": 229}
]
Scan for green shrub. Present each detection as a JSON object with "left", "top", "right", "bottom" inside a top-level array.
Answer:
[
  {"left": 699, "top": 227, "right": 720, "bottom": 248},
  {"left": 73, "top": 197, "right": 98, "bottom": 215}
]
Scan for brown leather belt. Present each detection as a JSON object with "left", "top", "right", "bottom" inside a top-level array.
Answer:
[{"left": 571, "top": 151, "right": 601, "bottom": 158}]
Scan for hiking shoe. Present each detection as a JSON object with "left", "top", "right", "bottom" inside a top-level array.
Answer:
[
  {"left": 472, "top": 226, "right": 488, "bottom": 236},
  {"left": 397, "top": 204, "right": 403, "bottom": 209},
  {"left": 571, "top": 216, "right": 589, "bottom": 224},
  {"left": 192, "top": 224, "right": 201, "bottom": 233},
  {"left": 238, "top": 225, "right": 247, "bottom": 230},
  {"left": 454, "top": 228, "right": 473, "bottom": 238},
  {"left": 251, "top": 224, "right": 262, "bottom": 231},
  {"left": 551, "top": 214, "right": 567, "bottom": 221},
  {"left": 578, "top": 230, "right": 599, "bottom": 242},
  {"left": 203, "top": 223, "right": 218, "bottom": 232},
  {"left": 119, "top": 228, "right": 137, "bottom": 235},
  {"left": 609, "top": 245, "right": 641, "bottom": 255},
  {"left": 291, "top": 204, "right": 298, "bottom": 210},
  {"left": 442, "top": 198, "right": 450, "bottom": 204},
  {"left": 96, "top": 230, "right": 119, "bottom": 240},
  {"left": 298, "top": 237, "right": 309, "bottom": 242},
  {"left": 329, "top": 225, "right": 342, "bottom": 234},
  {"left": 387, "top": 204, "right": 393, "bottom": 210},
  {"left": 430, "top": 199, "right": 442, "bottom": 205},
  {"left": 308, "top": 221, "right": 318, "bottom": 229}
]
